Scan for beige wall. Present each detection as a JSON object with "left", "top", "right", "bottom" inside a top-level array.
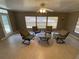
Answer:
[
  {"left": 8, "top": 11, "right": 17, "bottom": 32},
  {"left": 8, "top": 11, "right": 79, "bottom": 37},
  {"left": 7, "top": 10, "right": 79, "bottom": 38},
  {"left": 65, "top": 12, "right": 79, "bottom": 37},
  {"left": 13, "top": 11, "right": 68, "bottom": 31}
]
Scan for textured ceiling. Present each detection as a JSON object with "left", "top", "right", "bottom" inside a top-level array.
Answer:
[{"left": 0, "top": 0, "right": 79, "bottom": 12}]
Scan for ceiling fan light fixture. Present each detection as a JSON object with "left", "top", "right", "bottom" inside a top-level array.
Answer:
[
  {"left": 39, "top": 8, "right": 47, "bottom": 13},
  {"left": 38, "top": 3, "right": 53, "bottom": 13}
]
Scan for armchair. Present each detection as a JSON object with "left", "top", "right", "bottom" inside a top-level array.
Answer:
[
  {"left": 56, "top": 30, "right": 69, "bottom": 44},
  {"left": 19, "top": 29, "right": 34, "bottom": 45}
]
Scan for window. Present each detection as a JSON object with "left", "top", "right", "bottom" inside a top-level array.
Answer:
[
  {"left": 25, "top": 16, "right": 36, "bottom": 28},
  {"left": 25, "top": 16, "right": 58, "bottom": 29},
  {"left": 37, "top": 16, "right": 46, "bottom": 28},
  {"left": 48, "top": 17, "right": 58, "bottom": 28},
  {"left": 75, "top": 18, "right": 79, "bottom": 33},
  {"left": 0, "top": 9, "right": 8, "bottom": 14}
]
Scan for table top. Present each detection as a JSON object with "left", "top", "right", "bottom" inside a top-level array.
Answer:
[{"left": 36, "top": 32, "right": 51, "bottom": 38}]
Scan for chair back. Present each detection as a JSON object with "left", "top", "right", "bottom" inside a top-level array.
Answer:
[
  {"left": 46, "top": 26, "right": 52, "bottom": 33},
  {"left": 19, "top": 29, "right": 30, "bottom": 37},
  {"left": 64, "top": 32, "right": 70, "bottom": 38},
  {"left": 32, "top": 26, "right": 38, "bottom": 32}
]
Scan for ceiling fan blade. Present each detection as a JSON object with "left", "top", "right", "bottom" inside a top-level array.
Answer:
[{"left": 45, "top": 8, "right": 54, "bottom": 12}]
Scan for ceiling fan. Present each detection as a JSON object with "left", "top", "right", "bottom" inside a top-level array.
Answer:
[{"left": 38, "top": 3, "right": 54, "bottom": 13}]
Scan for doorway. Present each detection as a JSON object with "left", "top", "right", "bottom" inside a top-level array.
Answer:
[{"left": 0, "top": 14, "right": 12, "bottom": 36}]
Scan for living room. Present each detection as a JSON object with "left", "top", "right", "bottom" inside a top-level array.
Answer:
[{"left": 0, "top": 0, "right": 79, "bottom": 59}]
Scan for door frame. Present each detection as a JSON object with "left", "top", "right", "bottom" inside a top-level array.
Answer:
[{"left": 0, "top": 14, "right": 13, "bottom": 37}]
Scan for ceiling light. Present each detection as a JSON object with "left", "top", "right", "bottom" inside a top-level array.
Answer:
[
  {"left": 39, "top": 8, "right": 47, "bottom": 13},
  {"left": 38, "top": 3, "right": 54, "bottom": 13}
]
